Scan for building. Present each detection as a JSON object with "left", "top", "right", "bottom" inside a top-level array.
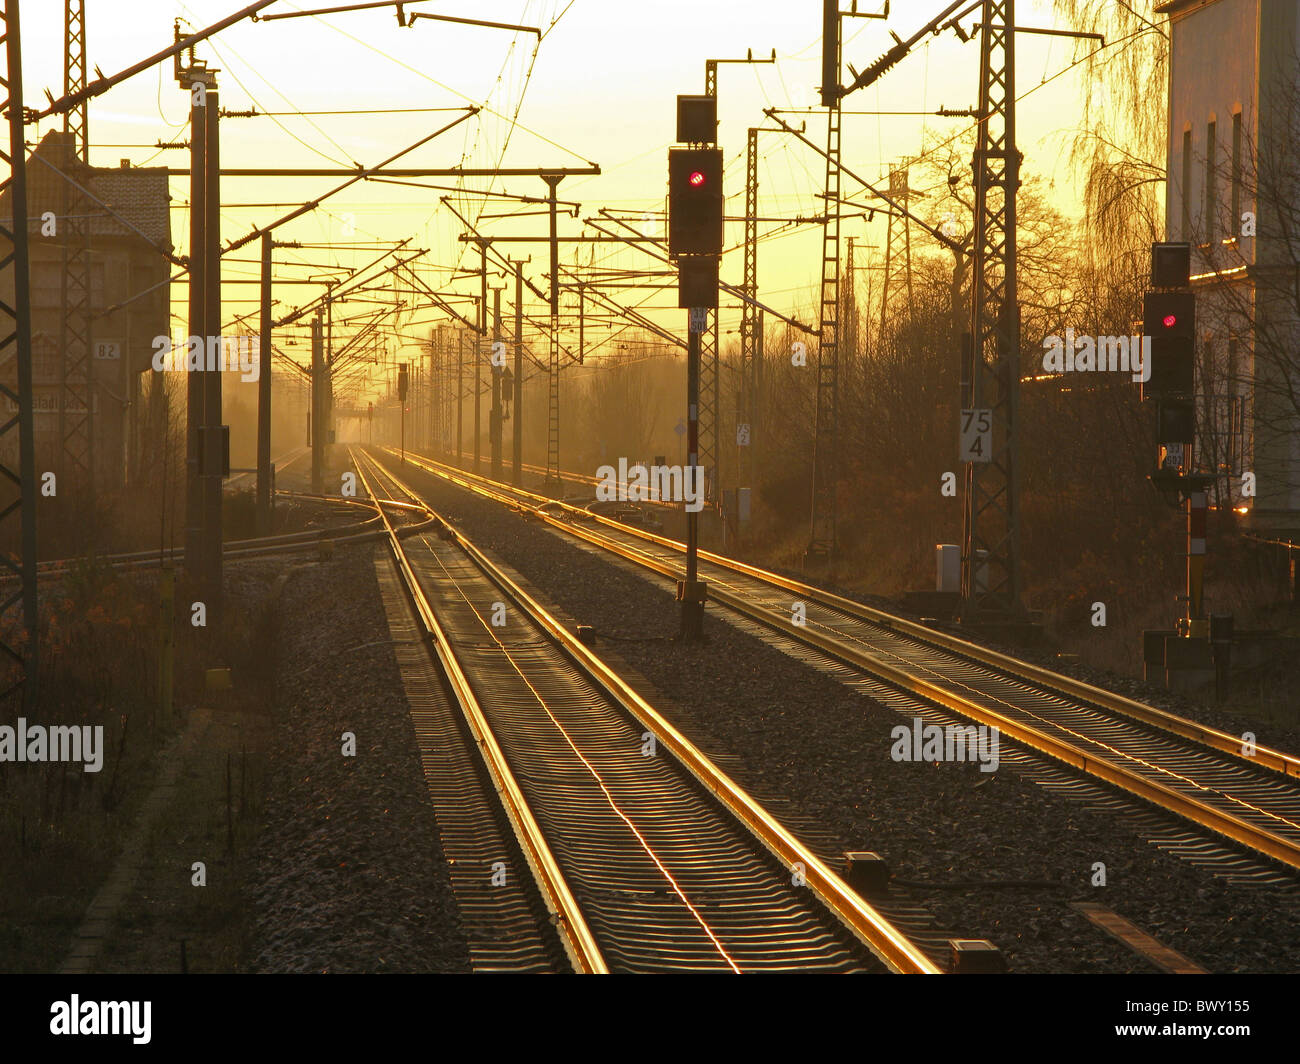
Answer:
[
  {"left": 1160, "top": 0, "right": 1300, "bottom": 534},
  {"left": 0, "top": 129, "right": 172, "bottom": 492}
]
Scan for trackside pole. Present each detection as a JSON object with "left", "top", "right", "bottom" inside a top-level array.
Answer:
[{"left": 679, "top": 308, "right": 708, "bottom": 641}]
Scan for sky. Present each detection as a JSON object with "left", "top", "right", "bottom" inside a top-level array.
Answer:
[{"left": 16, "top": 0, "right": 1125, "bottom": 406}]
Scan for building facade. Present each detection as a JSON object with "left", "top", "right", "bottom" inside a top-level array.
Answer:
[
  {"left": 0, "top": 129, "right": 171, "bottom": 494},
  {"left": 1160, "top": 0, "right": 1300, "bottom": 533}
]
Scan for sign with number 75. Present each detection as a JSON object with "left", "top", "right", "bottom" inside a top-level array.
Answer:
[{"left": 960, "top": 408, "right": 992, "bottom": 463}]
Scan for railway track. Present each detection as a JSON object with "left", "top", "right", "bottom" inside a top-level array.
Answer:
[
  {"left": 11, "top": 493, "right": 396, "bottom": 578},
  {"left": 377, "top": 446, "right": 1300, "bottom": 878},
  {"left": 351, "top": 447, "right": 941, "bottom": 973},
  {"left": 12, "top": 449, "right": 386, "bottom": 578},
  {"left": 225, "top": 445, "right": 310, "bottom": 489}
]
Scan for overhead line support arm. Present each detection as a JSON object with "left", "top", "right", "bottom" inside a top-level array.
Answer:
[
  {"left": 226, "top": 108, "right": 478, "bottom": 253},
  {"left": 36, "top": 0, "right": 278, "bottom": 120},
  {"left": 762, "top": 108, "right": 962, "bottom": 253},
  {"left": 588, "top": 211, "right": 818, "bottom": 336}
]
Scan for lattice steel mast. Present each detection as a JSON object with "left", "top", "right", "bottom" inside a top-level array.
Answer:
[
  {"left": 738, "top": 127, "right": 760, "bottom": 494},
  {"left": 1, "top": 0, "right": 40, "bottom": 702},
  {"left": 960, "top": 0, "right": 1021, "bottom": 615},
  {"left": 702, "top": 51, "right": 774, "bottom": 507},
  {"left": 58, "top": 0, "right": 93, "bottom": 503},
  {"left": 808, "top": 4, "right": 844, "bottom": 564},
  {"left": 879, "top": 163, "right": 917, "bottom": 336}
]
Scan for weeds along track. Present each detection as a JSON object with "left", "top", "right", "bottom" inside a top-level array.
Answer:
[{"left": 353, "top": 448, "right": 939, "bottom": 973}]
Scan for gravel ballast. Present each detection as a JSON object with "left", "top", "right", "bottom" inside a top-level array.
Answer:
[{"left": 248, "top": 543, "right": 469, "bottom": 973}]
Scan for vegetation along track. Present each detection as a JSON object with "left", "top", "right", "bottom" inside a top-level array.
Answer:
[
  {"left": 351, "top": 448, "right": 940, "bottom": 973},
  {"left": 377, "top": 446, "right": 1300, "bottom": 878}
]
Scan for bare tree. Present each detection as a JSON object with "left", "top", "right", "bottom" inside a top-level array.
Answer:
[{"left": 1050, "top": 1, "right": 1169, "bottom": 270}]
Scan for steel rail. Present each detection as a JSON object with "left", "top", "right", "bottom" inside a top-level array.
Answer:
[
  {"left": 352, "top": 452, "right": 608, "bottom": 974},
  {"left": 409, "top": 450, "right": 1300, "bottom": 779},
  {"left": 365, "top": 450, "right": 940, "bottom": 972},
  {"left": 4, "top": 516, "right": 388, "bottom": 578},
  {"left": 386, "top": 448, "right": 1300, "bottom": 872},
  {"left": 708, "top": 590, "right": 1300, "bottom": 872},
  {"left": 516, "top": 457, "right": 683, "bottom": 511},
  {"left": 11, "top": 506, "right": 396, "bottom": 580}
]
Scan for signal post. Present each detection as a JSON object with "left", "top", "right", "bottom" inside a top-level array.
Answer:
[
  {"left": 669, "top": 94, "right": 723, "bottom": 642},
  {"left": 1141, "top": 242, "right": 1230, "bottom": 693}
]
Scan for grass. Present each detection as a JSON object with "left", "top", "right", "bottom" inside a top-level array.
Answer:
[
  {"left": 0, "top": 525, "right": 280, "bottom": 973},
  {"left": 97, "top": 704, "right": 271, "bottom": 974}
]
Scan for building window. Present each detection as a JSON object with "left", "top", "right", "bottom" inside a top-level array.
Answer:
[
  {"left": 1182, "top": 129, "right": 1192, "bottom": 241},
  {"left": 1205, "top": 120, "right": 1217, "bottom": 242},
  {"left": 1231, "top": 111, "right": 1242, "bottom": 233}
]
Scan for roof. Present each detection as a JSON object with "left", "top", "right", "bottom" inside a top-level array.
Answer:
[
  {"left": 13, "top": 130, "right": 172, "bottom": 249},
  {"left": 1154, "top": 0, "right": 1224, "bottom": 15}
]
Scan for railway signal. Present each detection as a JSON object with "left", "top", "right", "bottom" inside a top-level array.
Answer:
[
  {"left": 677, "top": 256, "right": 719, "bottom": 310},
  {"left": 1144, "top": 289, "right": 1196, "bottom": 467},
  {"left": 668, "top": 146, "right": 723, "bottom": 259},
  {"left": 1142, "top": 243, "right": 1196, "bottom": 480},
  {"left": 399, "top": 363, "right": 409, "bottom": 464},
  {"left": 1143, "top": 243, "right": 1196, "bottom": 489},
  {"left": 1142, "top": 291, "right": 1195, "bottom": 402}
]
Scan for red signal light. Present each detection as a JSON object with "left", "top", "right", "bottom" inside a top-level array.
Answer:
[
  {"left": 669, "top": 147, "right": 723, "bottom": 256},
  {"left": 1162, "top": 314, "right": 1177, "bottom": 328}
]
